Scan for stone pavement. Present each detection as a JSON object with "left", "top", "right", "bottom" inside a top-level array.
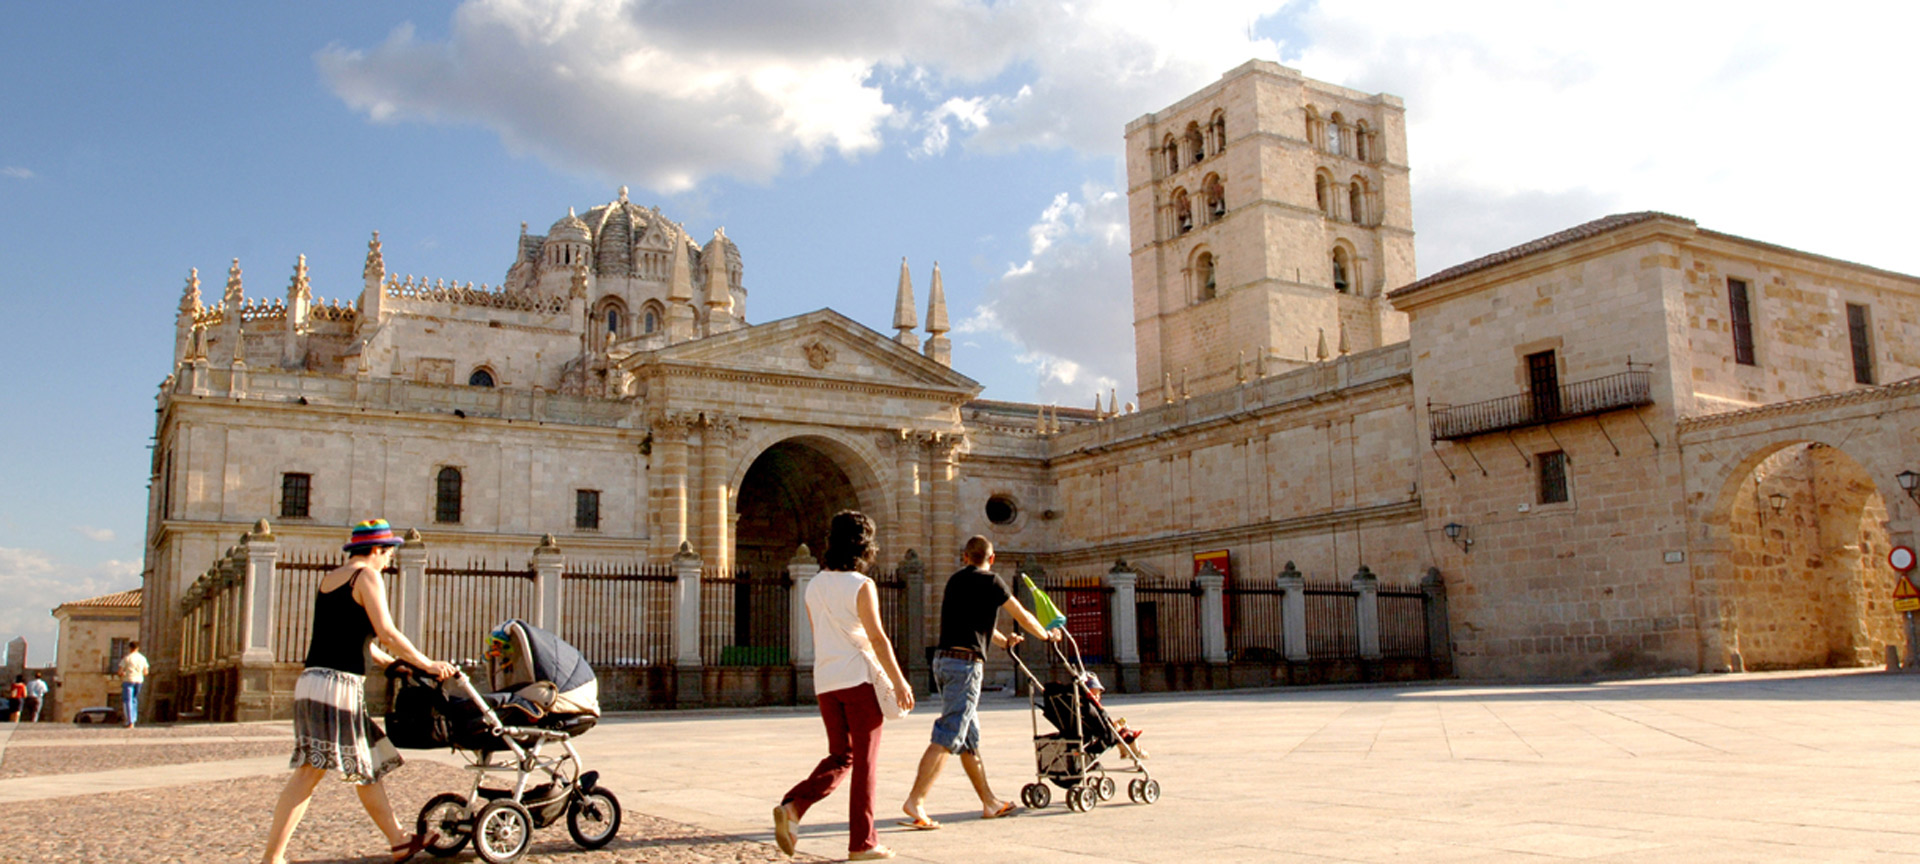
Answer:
[{"left": 4, "top": 669, "right": 1920, "bottom": 862}]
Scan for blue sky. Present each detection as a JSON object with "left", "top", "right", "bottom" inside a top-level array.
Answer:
[{"left": 5, "top": 1, "right": 1916, "bottom": 664}]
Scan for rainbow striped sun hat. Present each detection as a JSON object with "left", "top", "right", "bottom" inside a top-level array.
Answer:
[{"left": 343, "top": 518, "right": 405, "bottom": 552}]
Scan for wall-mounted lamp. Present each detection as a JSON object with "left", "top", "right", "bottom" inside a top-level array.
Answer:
[
  {"left": 1766, "top": 492, "right": 1787, "bottom": 515},
  {"left": 1898, "top": 470, "right": 1920, "bottom": 505},
  {"left": 1443, "top": 522, "right": 1472, "bottom": 553}
]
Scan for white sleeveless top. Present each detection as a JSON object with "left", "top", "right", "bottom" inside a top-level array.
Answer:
[{"left": 808, "top": 569, "right": 879, "bottom": 694}]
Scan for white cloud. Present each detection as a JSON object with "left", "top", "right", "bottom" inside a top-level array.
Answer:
[
  {"left": 1, "top": 166, "right": 33, "bottom": 180},
  {"left": 74, "top": 526, "right": 115, "bottom": 542},
  {"left": 971, "top": 183, "right": 1135, "bottom": 403},
  {"left": 317, "top": 0, "right": 1291, "bottom": 190},
  {"left": 0, "top": 548, "right": 141, "bottom": 667},
  {"left": 1291, "top": 1, "right": 1920, "bottom": 275}
]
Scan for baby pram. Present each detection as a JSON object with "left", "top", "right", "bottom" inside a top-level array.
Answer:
[
  {"left": 1008, "top": 631, "right": 1159, "bottom": 813},
  {"left": 385, "top": 619, "right": 621, "bottom": 863}
]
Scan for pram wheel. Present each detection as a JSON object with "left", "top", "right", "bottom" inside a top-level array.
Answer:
[
  {"left": 1096, "top": 776, "right": 1116, "bottom": 801},
  {"left": 566, "top": 786, "right": 622, "bottom": 849},
  {"left": 472, "top": 799, "right": 534, "bottom": 864},
  {"left": 1066, "top": 785, "right": 1094, "bottom": 813},
  {"left": 1126, "top": 778, "right": 1160, "bottom": 805},
  {"left": 1020, "top": 782, "right": 1050, "bottom": 809},
  {"left": 416, "top": 793, "right": 472, "bottom": 858}
]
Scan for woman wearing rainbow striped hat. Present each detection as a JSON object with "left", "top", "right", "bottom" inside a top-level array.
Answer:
[{"left": 261, "top": 519, "right": 456, "bottom": 864}]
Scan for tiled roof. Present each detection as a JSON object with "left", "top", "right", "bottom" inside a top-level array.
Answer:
[
  {"left": 54, "top": 588, "right": 142, "bottom": 611},
  {"left": 1389, "top": 211, "right": 1692, "bottom": 299}
]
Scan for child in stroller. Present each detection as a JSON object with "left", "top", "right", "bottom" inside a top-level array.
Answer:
[
  {"left": 1078, "top": 673, "right": 1147, "bottom": 759},
  {"left": 1008, "top": 632, "right": 1160, "bottom": 813},
  {"left": 386, "top": 619, "right": 621, "bottom": 864}
]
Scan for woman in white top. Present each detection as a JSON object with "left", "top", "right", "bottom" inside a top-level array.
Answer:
[{"left": 772, "top": 510, "right": 914, "bottom": 860}]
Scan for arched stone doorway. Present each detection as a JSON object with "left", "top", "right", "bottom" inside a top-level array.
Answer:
[
  {"left": 1706, "top": 440, "right": 1900, "bottom": 670},
  {"left": 735, "top": 437, "right": 880, "bottom": 574}
]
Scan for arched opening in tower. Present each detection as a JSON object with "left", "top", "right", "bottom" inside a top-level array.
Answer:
[{"left": 735, "top": 440, "right": 862, "bottom": 574}]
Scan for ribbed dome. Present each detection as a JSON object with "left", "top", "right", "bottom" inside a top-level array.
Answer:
[{"left": 547, "top": 207, "right": 591, "bottom": 245}]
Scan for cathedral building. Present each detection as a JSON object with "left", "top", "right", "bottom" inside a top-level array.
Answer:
[{"left": 143, "top": 60, "right": 1920, "bottom": 719}]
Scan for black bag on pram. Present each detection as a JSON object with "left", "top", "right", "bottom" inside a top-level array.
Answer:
[
  {"left": 1039, "top": 680, "right": 1120, "bottom": 755},
  {"left": 387, "top": 665, "right": 565, "bottom": 751}
]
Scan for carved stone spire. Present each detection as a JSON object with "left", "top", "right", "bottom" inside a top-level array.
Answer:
[
  {"left": 923, "top": 262, "right": 950, "bottom": 365},
  {"left": 363, "top": 231, "right": 384, "bottom": 281},
  {"left": 668, "top": 232, "right": 693, "bottom": 302},
  {"left": 179, "top": 268, "right": 202, "bottom": 315},
  {"left": 224, "top": 258, "right": 244, "bottom": 307},
  {"left": 1316, "top": 327, "right": 1330, "bottom": 361},
  {"left": 704, "top": 228, "right": 731, "bottom": 310},
  {"left": 892, "top": 257, "right": 919, "bottom": 350},
  {"left": 1337, "top": 322, "right": 1350, "bottom": 356},
  {"left": 289, "top": 254, "right": 311, "bottom": 302},
  {"left": 1093, "top": 392, "right": 1102, "bottom": 417}
]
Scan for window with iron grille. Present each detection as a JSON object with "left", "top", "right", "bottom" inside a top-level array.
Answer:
[
  {"left": 1847, "top": 303, "right": 1874, "bottom": 385},
  {"left": 279, "top": 473, "right": 311, "bottom": 519},
  {"left": 435, "top": 467, "right": 462, "bottom": 524},
  {"left": 1538, "top": 450, "right": 1569, "bottom": 504},
  {"left": 576, "top": 489, "right": 601, "bottom": 531},
  {"left": 107, "top": 637, "right": 130, "bottom": 675},
  {"left": 1728, "top": 278, "right": 1756, "bottom": 365}
]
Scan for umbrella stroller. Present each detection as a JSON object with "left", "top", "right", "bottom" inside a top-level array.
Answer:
[
  {"left": 1007, "top": 631, "right": 1159, "bottom": 813},
  {"left": 386, "top": 619, "right": 620, "bottom": 863}
]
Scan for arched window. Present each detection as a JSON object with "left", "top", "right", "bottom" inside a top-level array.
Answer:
[
  {"left": 1349, "top": 179, "right": 1366, "bottom": 225},
  {"left": 467, "top": 368, "right": 495, "bottom": 388},
  {"left": 435, "top": 466, "right": 462, "bottom": 524},
  {"left": 1304, "top": 106, "right": 1323, "bottom": 151},
  {"left": 640, "top": 300, "right": 664, "bottom": 335},
  {"left": 1185, "top": 122, "right": 1205, "bottom": 165},
  {"left": 1354, "top": 121, "right": 1372, "bottom": 162},
  {"left": 1195, "top": 250, "right": 1217, "bottom": 301},
  {"left": 1327, "top": 112, "right": 1345, "bottom": 156},
  {"left": 1163, "top": 135, "right": 1180, "bottom": 175},
  {"left": 1314, "top": 172, "right": 1332, "bottom": 217},
  {"left": 1171, "top": 188, "right": 1193, "bottom": 235},
  {"left": 644, "top": 311, "right": 657, "bottom": 334},
  {"left": 1210, "top": 110, "right": 1227, "bottom": 154},
  {"left": 1202, "top": 174, "right": 1225, "bottom": 222},
  {"left": 1332, "top": 247, "right": 1352, "bottom": 294}
]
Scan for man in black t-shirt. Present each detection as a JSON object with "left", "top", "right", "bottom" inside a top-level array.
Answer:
[{"left": 900, "top": 536, "right": 1059, "bottom": 828}]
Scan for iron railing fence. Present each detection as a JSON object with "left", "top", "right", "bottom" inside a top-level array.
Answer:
[
  {"left": 1134, "top": 575, "right": 1202, "bottom": 664},
  {"left": 272, "top": 552, "right": 398, "bottom": 663},
  {"left": 561, "top": 561, "right": 676, "bottom": 667},
  {"left": 1031, "top": 573, "right": 1113, "bottom": 664},
  {"left": 421, "top": 560, "right": 536, "bottom": 662},
  {"left": 870, "top": 568, "right": 910, "bottom": 671},
  {"left": 1377, "top": 584, "right": 1430, "bottom": 659},
  {"left": 1303, "top": 579, "right": 1359, "bottom": 659},
  {"left": 1224, "top": 583, "right": 1286, "bottom": 661},
  {"left": 1430, "top": 369, "right": 1652, "bottom": 441},
  {"left": 701, "top": 568, "right": 793, "bottom": 666}
]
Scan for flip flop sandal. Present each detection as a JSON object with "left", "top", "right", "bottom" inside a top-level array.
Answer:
[{"left": 896, "top": 817, "right": 942, "bottom": 830}]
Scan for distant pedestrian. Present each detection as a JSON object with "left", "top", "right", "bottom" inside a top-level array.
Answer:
[
  {"left": 118, "top": 640, "right": 149, "bottom": 727},
  {"left": 901, "top": 535, "right": 1060, "bottom": 827},
  {"left": 23, "top": 672, "right": 47, "bottom": 722},
  {"left": 6, "top": 676, "right": 23, "bottom": 722}
]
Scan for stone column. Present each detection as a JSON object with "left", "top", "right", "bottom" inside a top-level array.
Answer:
[
  {"left": 788, "top": 544, "right": 820, "bottom": 701},
  {"left": 698, "top": 414, "right": 735, "bottom": 574},
  {"left": 1196, "top": 561, "right": 1228, "bottom": 666},
  {"left": 238, "top": 520, "right": 278, "bottom": 664},
  {"left": 1421, "top": 567, "right": 1452, "bottom": 677},
  {"left": 531, "top": 534, "right": 564, "bottom": 633},
  {"left": 927, "top": 435, "right": 962, "bottom": 573},
  {"left": 1104, "top": 560, "right": 1141, "bottom": 693},
  {"left": 396, "top": 529, "right": 428, "bottom": 639},
  {"left": 892, "top": 431, "right": 927, "bottom": 570},
  {"left": 651, "top": 415, "right": 692, "bottom": 560},
  {"left": 1277, "top": 561, "right": 1308, "bottom": 662},
  {"left": 671, "top": 542, "right": 704, "bottom": 707},
  {"left": 1353, "top": 564, "right": 1382, "bottom": 661}
]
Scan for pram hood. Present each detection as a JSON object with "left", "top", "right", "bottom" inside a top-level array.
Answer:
[{"left": 489, "top": 619, "right": 599, "bottom": 717}]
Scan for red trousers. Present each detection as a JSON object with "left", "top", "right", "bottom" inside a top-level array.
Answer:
[{"left": 782, "top": 682, "right": 884, "bottom": 852}]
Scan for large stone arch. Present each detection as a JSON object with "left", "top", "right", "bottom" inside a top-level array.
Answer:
[{"left": 730, "top": 429, "right": 891, "bottom": 573}]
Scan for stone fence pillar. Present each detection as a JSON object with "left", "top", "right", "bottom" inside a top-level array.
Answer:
[
  {"left": 238, "top": 521, "right": 278, "bottom": 663},
  {"left": 672, "top": 542, "right": 704, "bottom": 707},
  {"left": 1196, "top": 561, "right": 1229, "bottom": 665},
  {"left": 1353, "top": 564, "right": 1381, "bottom": 661},
  {"left": 789, "top": 545, "right": 820, "bottom": 700},
  {"left": 1104, "top": 560, "right": 1141, "bottom": 693},
  {"left": 1422, "top": 567, "right": 1452, "bottom": 677},
  {"left": 396, "top": 530, "right": 428, "bottom": 639},
  {"left": 1277, "top": 561, "right": 1308, "bottom": 662},
  {"left": 531, "top": 534, "right": 565, "bottom": 632}
]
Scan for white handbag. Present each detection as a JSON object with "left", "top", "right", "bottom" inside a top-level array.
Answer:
[{"left": 866, "top": 653, "right": 910, "bottom": 720}]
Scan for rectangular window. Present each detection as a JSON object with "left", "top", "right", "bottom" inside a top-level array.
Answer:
[
  {"left": 1538, "top": 450, "right": 1570, "bottom": 505},
  {"left": 1847, "top": 303, "right": 1875, "bottom": 385},
  {"left": 107, "top": 637, "right": 130, "bottom": 675},
  {"left": 160, "top": 452, "right": 173, "bottom": 520},
  {"left": 1728, "top": 278, "right": 1756, "bottom": 365},
  {"left": 575, "top": 489, "right": 601, "bottom": 531},
  {"left": 1526, "top": 350, "right": 1561, "bottom": 420},
  {"left": 280, "top": 473, "right": 311, "bottom": 519}
]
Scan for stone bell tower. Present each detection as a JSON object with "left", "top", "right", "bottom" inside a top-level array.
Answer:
[{"left": 1127, "top": 59, "right": 1414, "bottom": 404}]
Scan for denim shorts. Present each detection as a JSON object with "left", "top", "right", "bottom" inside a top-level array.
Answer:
[{"left": 929, "top": 655, "right": 983, "bottom": 754}]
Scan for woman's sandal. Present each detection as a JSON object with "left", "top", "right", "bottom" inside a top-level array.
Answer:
[{"left": 390, "top": 832, "right": 432, "bottom": 864}]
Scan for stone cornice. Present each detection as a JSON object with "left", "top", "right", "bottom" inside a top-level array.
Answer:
[
  {"left": 1042, "top": 499, "right": 1424, "bottom": 568},
  {"left": 639, "top": 360, "right": 976, "bottom": 404},
  {"left": 1676, "top": 376, "right": 1920, "bottom": 434}
]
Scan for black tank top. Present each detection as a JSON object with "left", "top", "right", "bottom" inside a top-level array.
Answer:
[{"left": 303, "top": 568, "right": 377, "bottom": 674}]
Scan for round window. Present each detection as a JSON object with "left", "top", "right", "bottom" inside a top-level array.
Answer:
[{"left": 985, "top": 495, "right": 1018, "bottom": 526}]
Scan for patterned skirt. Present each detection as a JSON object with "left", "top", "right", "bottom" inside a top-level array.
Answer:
[{"left": 290, "top": 667, "right": 403, "bottom": 785}]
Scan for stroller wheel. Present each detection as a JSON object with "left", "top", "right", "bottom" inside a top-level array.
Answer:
[
  {"left": 1022, "top": 782, "right": 1050, "bottom": 809},
  {"left": 1139, "top": 778, "right": 1161, "bottom": 805},
  {"left": 1066, "top": 785, "right": 1094, "bottom": 813},
  {"left": 1126, "top": 778, "right": 1145, "bottom": 803},
  {"left": 1096, "top": 776, "right": 1117, "bottom": 802},
  {"left": 567, "top": 786, "right": 622, "bottom": 849},
  {"left": 416, "top": 793, "right": 472, "bottom": 858},
  {"left": 472, "top": 799, "right": 534, "bottom": 864}
]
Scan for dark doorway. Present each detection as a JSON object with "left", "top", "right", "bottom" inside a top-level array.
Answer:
[
  {"left": 735, "top": 440, "right": 861, "bottom": 573},
  {"left": 1526, "top": 350, "right": 1561, "bottom": 421}
]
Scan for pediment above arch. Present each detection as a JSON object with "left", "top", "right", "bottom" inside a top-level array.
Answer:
[{"left": 622, "top": 308, "right": 982, "bottom": 400}]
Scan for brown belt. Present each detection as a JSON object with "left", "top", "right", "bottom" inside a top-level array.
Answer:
[{"left": 936, "top": 647, "right": 982, "bottom": 662}]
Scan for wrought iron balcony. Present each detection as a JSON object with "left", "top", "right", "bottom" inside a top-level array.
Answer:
[{"left": 1429, "top": 370, "right": 1652, "bottom": 441}]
